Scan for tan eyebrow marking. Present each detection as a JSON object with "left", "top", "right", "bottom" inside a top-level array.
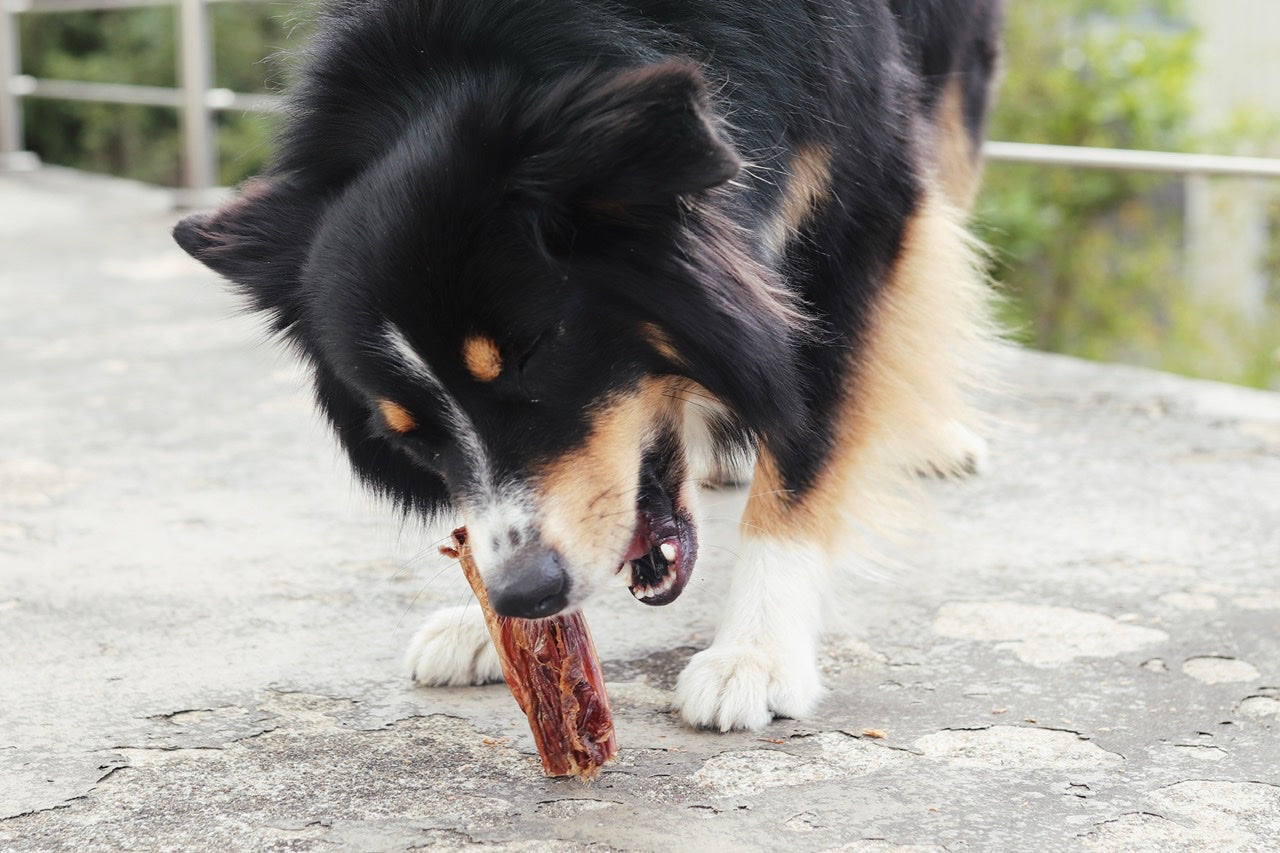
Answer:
[
  {"left": 639, "top": 322, "right": 684, "bottom": 367},
  {"left": 462, "top": 334, "right": 503, "bottom": 383},
  {"left": 378, "top": 399, "right": 417, "bottom": 434}
]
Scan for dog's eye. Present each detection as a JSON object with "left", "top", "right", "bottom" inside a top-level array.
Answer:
[
  {"left": 514, "top": 323, "right": 568, "bottom": 378},
  {"left": 509, "top": 332, "right": 547, "bottom": 375},
  {"left": 502, "top": 332, "right": 554, "bottom": 402}
]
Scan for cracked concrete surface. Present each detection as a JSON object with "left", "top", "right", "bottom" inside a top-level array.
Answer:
[{"left": 2, "top": 168, "right": 1279, "bottom": 851}]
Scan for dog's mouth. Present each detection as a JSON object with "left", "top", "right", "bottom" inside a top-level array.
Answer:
[{"left": 617, "top": 461, "right": 697, "bottom": 606}]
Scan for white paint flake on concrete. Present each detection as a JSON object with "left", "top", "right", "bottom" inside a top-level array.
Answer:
[
  {"left": 1182, "top": 656, "right": 1261, "bottom": 684},
  {"left": 932, "top": 602, "right": 1169, "bottom": 665},
  {"left": 913, "top": 726, "right": 1122, "bottom": 771}
]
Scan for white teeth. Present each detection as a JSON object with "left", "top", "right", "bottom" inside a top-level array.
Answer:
[
  {"left": 632, "top": 564, "right": 678, "bottom": 600},
  {"left": 659, "top": 542, "right": 677, "bottom": 562}
]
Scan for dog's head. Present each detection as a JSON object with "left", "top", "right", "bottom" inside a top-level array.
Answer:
[{"left": 174, "top": 60, "right": 806, "bottom": 618}]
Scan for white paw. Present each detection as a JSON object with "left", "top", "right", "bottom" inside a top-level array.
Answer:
[
  {"left": 916, "top": 420, "right": 989, "bottom": 478},
  {"left": 675, "top": 643, "right": 823, "bottom": 732},
  {"left": 404, "top": 605, "right": 503, "bottom": 687}
]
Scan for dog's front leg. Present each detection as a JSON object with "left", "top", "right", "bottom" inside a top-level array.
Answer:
[
  {"left": 405, "top": 603, "right": 504, "bottom": 687},
  {"left": 675, "top": 454, "right": 829, "bottom": 731}
]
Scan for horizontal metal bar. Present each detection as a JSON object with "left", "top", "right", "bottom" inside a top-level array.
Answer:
[
  {"left": 11, "top": 76, "right": 281, "bottom": 112},
  {"left": 204, "top": 87, "right": 283, "bottom": 113},
  {"left": 7, "top": 0, "right": 268, "bottom": 12},
  {"left": 17, "top": 76, "right": 182, "bottom": 106},
  {"left": 7, "top": 0, "right": 170, "bottom": 12},
  {"left": 984, "top": 140, "right": 1280, "bottom": 179}
]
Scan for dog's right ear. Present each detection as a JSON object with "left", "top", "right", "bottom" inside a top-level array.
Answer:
[{"left": 173, "top": 177, "right": 314, "bottom": 331}]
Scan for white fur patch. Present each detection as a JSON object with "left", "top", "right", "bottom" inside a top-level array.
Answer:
[
  {"left": 675, "top": 536, "right": 828, "bottom": 731},
  {"left": 404, "top": 604, "right": 502, "bottom": 687},
  {"left": 384, "top": 322, "right": 534, "bottom": 585},
  {"left": 681, "top": 389, "right": 755, "bottom": 487},
  {"left": 383, "top": 323, "right": 492, "bottom": 492},
  {"left": 464, "top": 488, "right": 538, "bottom": 578}
]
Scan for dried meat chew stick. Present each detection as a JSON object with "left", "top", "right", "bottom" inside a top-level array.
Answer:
[{"left": 440, "top": 528, "right": 618, "bottom": 780}]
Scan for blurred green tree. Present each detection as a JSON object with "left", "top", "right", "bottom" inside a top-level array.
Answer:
[
  {"left": 976, "top": 0, "right": 1280, "bottom": 387},
  {"left": 18, "top": 3, "right": 302, "bottom": 186}
]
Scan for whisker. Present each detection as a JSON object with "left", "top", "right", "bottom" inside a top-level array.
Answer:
[
  {"left": 745, "top": 488, "right": 797, "bottom": 499},
  {"left": 396, "top": 555, "right": 463, "bottom": 627},
  {"left": 662, "top": 390, "right": 721, "bottom": 416},
  {"left": 697, "top": 516, "right": 778, "bottom": 535},
  {"left": 666, "top": 387, "right": 725, "bottom": 406}
]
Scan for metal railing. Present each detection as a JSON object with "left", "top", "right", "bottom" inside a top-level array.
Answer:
[
  {"left": 2, "top": 0, "right": 1280, "bottom": 207},
  {"left": 0, "top": 0, "right": 283, "bottom": 206},
  {"left": 984, "top": 141, "right": 1280, "bottom": 180}
]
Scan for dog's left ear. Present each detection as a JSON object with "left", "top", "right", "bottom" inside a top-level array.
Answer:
[
  {"left": 517, "top": 59, "right": 741, "bottom": 209},
  {"left": 172, "top": 177, "right": 315, "bottom": 332}
]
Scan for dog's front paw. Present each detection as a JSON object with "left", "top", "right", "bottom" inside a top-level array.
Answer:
[
  {"left": 675, "top": 643, "right": 822, "bottom": 732},
  {"left": 916, "top": 420, "right": 989, "bottom": 478},
  {"left": 404, "top": 605, "right": 502, "bottom": 687}
]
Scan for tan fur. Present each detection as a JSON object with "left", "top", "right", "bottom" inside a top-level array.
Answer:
[
  {"left": 378, "top": 399, "right": 417, "bottom": 434},
  {"left": 933, "top": 78, "right": 982, "bottom": 211},
  {"left": 639, "top": 322, "right": 684, "bottom": 366},
  {"left": 763, "top": 144, "right": 833, "bottom": 257},
  {"left": 744, "top": 188, "right": 996, "bottom": 549},
  {"left": 462, "top": 334, "right": 503, "bottom": 383},
  {"left": 537, "top": 378, "right": 679, "bottom": 570}
]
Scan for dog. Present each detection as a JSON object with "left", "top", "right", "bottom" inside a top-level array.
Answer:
[{"left": 174, "top": 0, "right": 1003, "bottom": 732}]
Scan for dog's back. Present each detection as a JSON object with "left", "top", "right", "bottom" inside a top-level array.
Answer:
[{"left": 276, "top": 0, "right": 999, "bottom": 222}]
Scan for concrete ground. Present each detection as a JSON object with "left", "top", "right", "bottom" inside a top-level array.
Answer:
[{"left": 2, "top": 168, "right": 1279, "bottom": 852}]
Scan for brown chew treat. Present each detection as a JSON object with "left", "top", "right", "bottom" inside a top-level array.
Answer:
[{"left": 440, "top": 528, "right": 618, "bottom": 780}]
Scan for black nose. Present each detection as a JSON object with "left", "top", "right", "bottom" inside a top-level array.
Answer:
[{"left": 486, "top": 543, "right": 569, "bottom": 619}]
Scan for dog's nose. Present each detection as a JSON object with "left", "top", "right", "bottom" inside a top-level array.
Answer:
[{"left": 486, "top": 543, "right": 569, "bottom": 619}]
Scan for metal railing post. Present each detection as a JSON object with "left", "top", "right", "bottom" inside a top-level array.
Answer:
[
  {"left": 1183, "top": 171, "right": 1211, "bottom": 298},
  {"left": 176, "top": 0, "right": 215, "bottom": 204},
  {"left": 0, "top": 0, "right": 25, "bottom": 167}
]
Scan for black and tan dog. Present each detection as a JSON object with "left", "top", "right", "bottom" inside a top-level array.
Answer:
[{"left": 174, "top": 0, "right": 1003, "bottom": 731}]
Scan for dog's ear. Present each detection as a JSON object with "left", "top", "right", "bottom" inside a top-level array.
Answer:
[
  {"left": 517, "top": 59, "right": 741, "bottom": 209},
  {"left": 172, "top": 178, "right": 314, "bottom": 331},
  {"left": 639, "top": 208, "right": 812, "bottom": 446}
]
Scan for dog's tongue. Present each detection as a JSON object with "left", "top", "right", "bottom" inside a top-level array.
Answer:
[{"left": 622, "top": 514, "right": 653, "bottom": 563}]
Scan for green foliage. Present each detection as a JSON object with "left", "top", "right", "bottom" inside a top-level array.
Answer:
[
  {"left": 978, "top": 1, "right": 1196, "bottom": 350},
  {"left": 18, "top": 3, "right": 303, "bottom": 186},
  {"left": 976, "top": 0, "right": 1280, "bottom": 388},
  {"left": 20, "top": 8, "right": 180, "bottom": 184}
]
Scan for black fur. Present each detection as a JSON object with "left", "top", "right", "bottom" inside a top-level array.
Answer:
[{"left": 174, "top": 0, "right": 1002, "bottom": 518}]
